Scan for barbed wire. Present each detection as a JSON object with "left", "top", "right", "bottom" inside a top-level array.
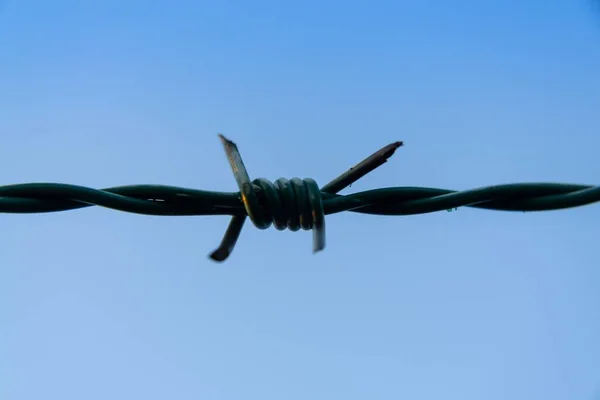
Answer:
[{"left": 1, "top": 135, "right": 598, "bottom": 262}]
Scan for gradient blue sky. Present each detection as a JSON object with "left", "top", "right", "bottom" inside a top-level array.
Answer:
[{"left": 1, "top": 1, "right": 600, "bottom": 399}]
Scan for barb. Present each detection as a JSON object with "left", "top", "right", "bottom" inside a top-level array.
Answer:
[
  {"left": 210, "top": 134, "right": 400, "bottom": 261},
  {"left": 1, "top": 136, "right": 598, "bottom": 262},
  {"left": 211, "top": 135, "right": 326, "bottom": 261}
]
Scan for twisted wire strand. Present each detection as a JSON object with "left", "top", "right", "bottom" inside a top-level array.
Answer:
[
  {"left": 1, "top": 135, "right": 598, "bottom": 262},
  {"left": 0, "top": 182, "right": 598, "bottom": 216}
]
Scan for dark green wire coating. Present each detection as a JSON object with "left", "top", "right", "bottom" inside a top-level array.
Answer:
[
  {"left": 5, "top": 137, "right": 595, "bottom": 262},
  {"left": 0, "top": 182, "right": 598, "bottom": 216}
]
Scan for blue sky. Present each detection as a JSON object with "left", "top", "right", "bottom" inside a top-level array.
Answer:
[{"left": 1, "top": 1, "right": 599, "bottom": 399}]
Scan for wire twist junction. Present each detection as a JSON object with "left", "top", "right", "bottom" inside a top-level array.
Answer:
[
  {"left": 0, "top": 135, "right": 598, "bottom": 262},
  {"left": 210, "top": 134, "right": 327, "bottom": 261}
]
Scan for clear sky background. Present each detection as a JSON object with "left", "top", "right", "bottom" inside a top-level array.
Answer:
[{"left": 1, "top": 1, "right": 599, "bottom": 399}]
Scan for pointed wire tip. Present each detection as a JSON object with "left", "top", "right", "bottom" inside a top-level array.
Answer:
[
  {"left": 319, "top": 140, "right": 404, "bottom": 195},
  {"left": 208, "top": 249, "right": 228, "bottom": 262},
  {"left": 218, "top": 133, "right": 234, "bottom": 145},
  {"left": 379, "top": 141, "right": 403, "bottom": 160}
]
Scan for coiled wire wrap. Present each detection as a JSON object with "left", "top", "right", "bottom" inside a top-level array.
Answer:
[
  {"left": 210, "top": 176, "right": 326, "bottom": 262},
  {"left": 213, "top": 135, "right": 329, "bottom": 261},
  {"left": 0, "top": 135, "right": 598, "bottom": 262},
  {"left": 250, "top": 178, "right": 325, "bottom": 232}
]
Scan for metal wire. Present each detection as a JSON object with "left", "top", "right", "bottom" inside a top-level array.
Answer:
[{"left": 1, "top": 135, "right": 598, "bottom": 262}]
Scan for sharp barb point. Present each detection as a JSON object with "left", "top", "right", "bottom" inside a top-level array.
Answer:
[{"left": 321, "top": 140, "right": 404, "bottom": 194}]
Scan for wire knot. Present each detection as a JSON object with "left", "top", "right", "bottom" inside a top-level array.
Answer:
[
  {"left": 209, "top": 134, "right": 402, "bottom": 262},
  {"left": 246, "top": 178, "right": 325, "bottom": 233}
]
